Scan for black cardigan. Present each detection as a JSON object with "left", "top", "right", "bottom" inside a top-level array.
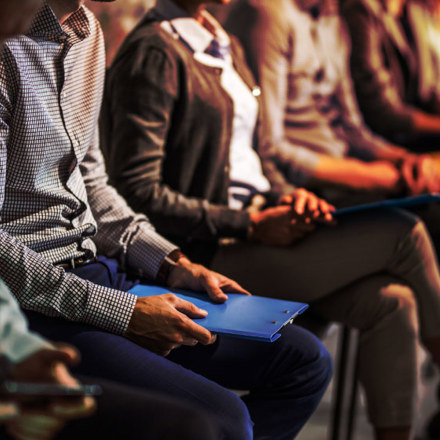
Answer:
[{"left": 101, "top": 12, "right": 294, "bottom": 262}]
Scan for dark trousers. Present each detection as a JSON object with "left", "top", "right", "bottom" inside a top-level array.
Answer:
[
  {"left": 2, "top": 377, "right": 221, "bottom": 440},
  {"left": 26, "top": 257, "right": 332, "bottom": 440},
  {"left": 59, "top": 377, "right": 221, "bottom": 440}
]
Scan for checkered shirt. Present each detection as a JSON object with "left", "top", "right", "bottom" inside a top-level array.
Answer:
[{"left": 0, "top": 4, "right": 177, "bottom": 334}]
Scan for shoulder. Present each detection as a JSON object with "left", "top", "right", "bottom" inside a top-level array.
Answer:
[{"left": 111, "top": 16, "right": 189, "bottom": 76}]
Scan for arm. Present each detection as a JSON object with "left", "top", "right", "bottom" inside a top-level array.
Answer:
[
  {"left": 342, "top": 0, "right": 440, "bottom": 139},
  {"left": 102, "top": 42, "right": 250, "bottom": 241},
  {"left": 0, "top": 281, "right": 50, "bottom": 365},
  {"left": 0, "top": 59, "right": 136, "bottom": 335},
  {"left": 253, "top": 3, "right": 322, "bottom": 188},
  {"left": 334, "top": 18, "right": 411, "bottom": 163}
]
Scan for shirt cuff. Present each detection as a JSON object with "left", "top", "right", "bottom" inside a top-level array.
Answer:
[
  {"left": 83, "top": 284, "right": 138, "bottom": 335},
  {"left": 127, "top": 228, "right": 179, "bottom": 280}
]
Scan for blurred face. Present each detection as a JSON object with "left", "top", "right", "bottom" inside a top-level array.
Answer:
[{"left": 0, "top": 0, "right": 44, "bottom": 46}]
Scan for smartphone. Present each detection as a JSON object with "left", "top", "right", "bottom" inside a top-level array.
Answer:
[{"left": 0, "top": 381, "right": 102, "bottom": 398}]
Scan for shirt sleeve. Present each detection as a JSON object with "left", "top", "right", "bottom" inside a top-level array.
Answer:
[
  {"left": 342, "top": 0, "right": 417, "bottom": 139},
  {"left": 101, "top": 41, "right": 251, "bottom": 240},
  {"left": 0, "top": 62, "right": 136, "bottom": 336},
  {"left": 334, "top": 19, "right": 400, "bottom": 160},
  {"left": 251, "top": 1, "right": 322, "bottom": 186},
  {"left": 80, "top": 128, "right": 179, "bottom": 279},
  {"left": 0, "top": 281, "right": 51, "bottom": 364}
]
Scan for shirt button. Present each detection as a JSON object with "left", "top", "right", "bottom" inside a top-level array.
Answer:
[
  {"left": 252, "top": 87, "right": 261, "bottom": 97},
  {"left": 82, "top": 224, "right": 96, "bottom": 237}
]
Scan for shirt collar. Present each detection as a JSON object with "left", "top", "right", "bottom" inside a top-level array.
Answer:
[
  {"left": 27, "top": 3, "right": 90, "bottom": 43},
  {"left": 154, "top": 0, "right": 229, "bottom": 54}
]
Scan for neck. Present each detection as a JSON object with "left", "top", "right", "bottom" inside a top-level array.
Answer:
[
  {"left": 47, "top": 0, "right": 81, "bottom": 24},
  {"left": 171, "top": 0, "right": 206, "bottom": 19}
]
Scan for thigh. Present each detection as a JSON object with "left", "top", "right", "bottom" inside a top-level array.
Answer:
[
  {"left": 169, "top": 323, "right": 331, "bottom": 392},
  {"left": 60, "top": 377, "right": 220, "bottom": 440},
  {"left": 211, "top": 208, "right": 418, "bottom": 302},
  {"left": 26, "top": 314, "right": 252, "bottom": 440},
  {"left": 310, "top": 274, "right": 417, "bottom": 332}
]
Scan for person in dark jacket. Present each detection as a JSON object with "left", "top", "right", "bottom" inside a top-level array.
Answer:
[
  {"left": 102, "top": 1, "right": 440, "bottom": 438},
  {"left": 343, "top": 0, "right": 440, "bottom": 150}
]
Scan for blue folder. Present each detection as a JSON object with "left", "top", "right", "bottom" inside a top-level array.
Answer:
[
  {"left": 335, "top": 193, "right": 440, "bottom": 216},
  {"left": 128, "top": 285, "right": 309, "bottom": 342}
]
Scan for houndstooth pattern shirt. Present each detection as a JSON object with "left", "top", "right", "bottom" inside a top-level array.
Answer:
[{"left": 0, "top": 4, "right": 177, "bottom": 335}]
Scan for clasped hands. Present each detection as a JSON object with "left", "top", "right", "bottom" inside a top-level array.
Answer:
[
  {"left": 398, "top": 154, "right": 440, "bottom": 195},
  {"left": 248, "top": 188, "right": 335, "bottom": 246}
]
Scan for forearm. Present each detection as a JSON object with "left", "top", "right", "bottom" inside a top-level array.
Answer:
[
  {"left": 412, "top": 110, "right": 440, "bottom": 135},
  {"left": 312, "top": 155, "right": 400, "bottom": 191},
  {"left": 0, "top": 230, "right": 136, "bottom": 334}
]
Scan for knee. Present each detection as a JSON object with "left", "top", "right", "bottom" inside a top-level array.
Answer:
[
  {"left": 362, "top": 284, "right": 419, "bottom": 340},
  {"left": 280, "top": 325, "right": 333, "bottom": 393},
  {"left": 214, "top": 389, "right": 253, "bottom": 440},
  {"left": 386, "top": 285, "right": 419, "bottom": 338},
  {"left": 174, "top": 408, "right": 221, "bottom": 440}
]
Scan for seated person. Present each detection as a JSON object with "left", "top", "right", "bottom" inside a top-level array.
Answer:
[
  {"left": 223, "top": 0, "right": 440, "bottom": 249},
  {"left": 0, "top": 2, "right": 216, "bottom": 440},
  {"left": 101, "top": 0, "right": 440, "bottom": 439},
  {"left": 0, "top": 280, "right": 220, "bottom": 440},
  {"left": 0, "top": 0, "right": 333, "bottom": 439},
  {"left": 223, "top": 0, "right": 440, "bottom": 203},
  {"left": 342, "top": 0, "right": 440, "bottom": 150}
]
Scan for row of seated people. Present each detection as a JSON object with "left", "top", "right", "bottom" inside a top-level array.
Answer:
[
  {"left": 0, "top": 0, "right": 440, "bottom": 439},
  {"left": 0, "top": 0, "right": 330, "bottom": 439},
  {"left": 101, "top": 0, "right": 440, "bottom": 438}
]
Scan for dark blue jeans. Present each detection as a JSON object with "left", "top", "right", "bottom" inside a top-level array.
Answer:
[{"left": 26, "top": 257, "right": 332, "bottom": 440}]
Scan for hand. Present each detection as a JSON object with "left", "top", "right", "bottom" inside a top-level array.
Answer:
[
  {"left": 0, "top": 0, "right": 43, "bottom": 43},
  {"left": 400, "top": 154, "right": 440, "bottom": 195},
  {"left": 168, "top": 256, "right": 251, "bottom": 302},
  {"left": 124, "top": 293, "right": 216, "bottom": 357},
  {"left": 279, "top": 188, "right": 335, "bottom": 223},
  {"left": 249, "top": 204, "right": 316, "bottom": 246},
  {"left": 5, "top": 346, "right": 96, "bottom": 440}
]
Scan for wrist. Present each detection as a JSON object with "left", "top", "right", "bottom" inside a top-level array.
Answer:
[
  {"left": 156, "top": 250, "right": 186, "bottom": 285},
  {"left": 248, "top": 211, "right": 261, "bottom": 240}
]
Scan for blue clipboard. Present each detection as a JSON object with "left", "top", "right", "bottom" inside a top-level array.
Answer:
[
  {"left": 335, "top": 193, "right": 440, "bottom": 216},
  {"left": 128, "top": 285, "right": 309, "bottom": 342}
]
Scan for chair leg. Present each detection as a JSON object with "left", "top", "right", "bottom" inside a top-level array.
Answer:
[{"left": 329, "top": 325, "right": 360, "bottom": 440}]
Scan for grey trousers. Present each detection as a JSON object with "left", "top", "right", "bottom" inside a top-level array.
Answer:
[{"left": 211, "top": 208, "right": 440, "bottom": 428}]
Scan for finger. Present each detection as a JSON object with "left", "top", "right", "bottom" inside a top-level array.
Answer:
[
  {"left": 220, "top": 280, "right": 252, "bottom": 296},
  {"left": 318, "top": 199, "right": 335, "bottom": 214},
  {"left": 41, "top": 345, "right": 80, "bottom": 367},
  {"left": 172, "top": 311, "right": 214, "bottom": 345},
  {"left": 279, "top": 194, "right": 293, "bottom": 205},
  {"left": 174, "top": 298, "right": 208, "bottom": 318},
  {"left": 51, "top": 396, "right": 96, "bottom": 419},
  {"left": 293, "top": 192, "right": 307, "bottom": 215},
  {"left": 291, "top": 218, "right": 316, "bottom": 231},
  {"left": 203, "top": 275, "right": 228, "bottom": 303},
  {"left": 305, "top": 195, "right": 318, "bottom": 213}
]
